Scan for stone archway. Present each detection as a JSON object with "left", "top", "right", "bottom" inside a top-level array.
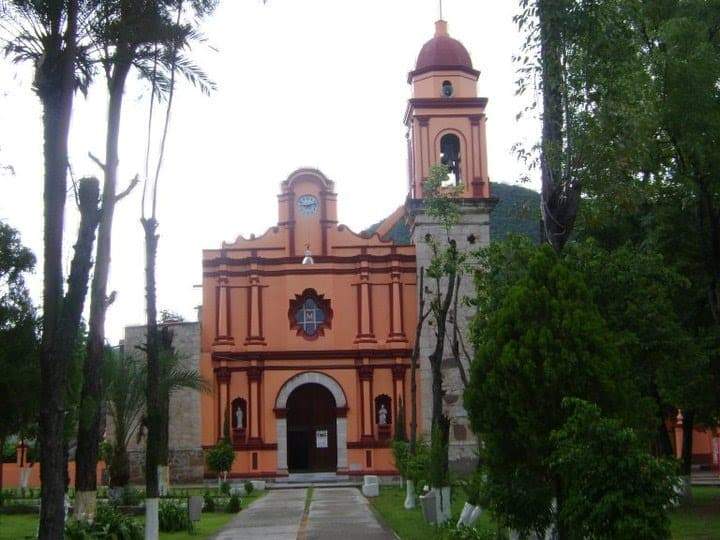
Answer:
[{"left": 275, "top": 372, "right": 348, "bottom": 474}]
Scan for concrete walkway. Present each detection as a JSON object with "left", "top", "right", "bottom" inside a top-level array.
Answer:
[
  {"left": 301, "top": 487, "right": 394, "bottom": 540},
  {"left": 212, "top": 487, "right": 394, "bottom": 539},
  {"left": 212, "top": 488, "right": 306, "bottom": 540}
]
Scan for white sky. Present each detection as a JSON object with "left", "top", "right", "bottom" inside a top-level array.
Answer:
[{"left": 0, "top": 0, "right": 539, "bottom": 344}]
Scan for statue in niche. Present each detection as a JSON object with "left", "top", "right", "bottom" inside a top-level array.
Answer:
[
  {"left": 378, "top": 404, "right": 388, "bottom": 425},
  {"left": 235, "top": 405, "right": 244, "bottom": 429}
]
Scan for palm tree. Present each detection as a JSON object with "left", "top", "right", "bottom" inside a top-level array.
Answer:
[
  {"left": 156, "top": 338, "right": 211, "bottom": 493},
  {"left": 103, "top": 327, "right": 209, "bottom": 494},
  {"left": 103, "top": 349, "right": 145, "bottom": 493},
  {"left": 1, "top": 4, "right": 100, "bottom": 534}
]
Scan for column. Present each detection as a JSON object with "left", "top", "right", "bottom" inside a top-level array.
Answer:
[
  {"left": 392, "top": 364, "right": 407, "bottom": 427},
  {"left": 388, "top": 262, "right": 407, "bottom": 342},
  {"left": 355, "top": 263, "right": 376, "bottom": 343},
  {"left": 245, "top": 272, "right": 266, "bottom": 345},
  {"left": 217, "top": 368, "right": 231, "bottom": 440},
  {"left": 248, "top": 366, "right": 262, "bottom": 444},
  {"left": 359, "top": 365, "right": 374, "bottom": 443},
  {"left": 214, "top": 278, "right": 234, "bottom": 345}
]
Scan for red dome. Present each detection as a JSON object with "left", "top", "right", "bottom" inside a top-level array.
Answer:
[{"left": 410, "top": 21, "right": 478, "bottom": 80}]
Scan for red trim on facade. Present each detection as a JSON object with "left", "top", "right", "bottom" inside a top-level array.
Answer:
[
  {"left": 273, "top": 407, "right": 288, "bottom": 419},
  {"left": 204, "top": 254, "right": 416, "bottom": 268},
  {"left": 226, "top": 285, "right": 232, "bottom": 339},
  {"left": 212, "top": 349, "right": 412, "bottom": 361},
  {"left": 214, "top": 286, "right": 220, "bottom": 338},
  {"left": 366, "top": 450, "right": 372, "bottom": 468},
  {"left": 204, "top": 266, "right": 417, "bottom": 278},
  {"left": 348, "top": 439, "right": 393, "bottom": 449},
  {"left": 408, "top": 65, "right": 481, "bottom": 82}
]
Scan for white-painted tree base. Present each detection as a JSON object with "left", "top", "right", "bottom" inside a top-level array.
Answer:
[
  {"left": 404, "top": 480, "right": 416, "bottom": 510},
  {"left": 74, "top": 491, "right": 98, "bottom": 522},
  {"left": 145, "top": 498, "right": 159, "bottom": 540},
  {"left": 19, "top": 467, "right": 31, "bottom": 489},
  {"left": 158, "top": 466, "right": 170, "bottom": 496}
]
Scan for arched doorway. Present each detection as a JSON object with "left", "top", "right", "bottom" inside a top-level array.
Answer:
[{"left": 286, "top": 383, "right": 337, "bottom": 472}]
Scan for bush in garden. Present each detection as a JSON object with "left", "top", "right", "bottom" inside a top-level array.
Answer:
[
  {"left": 220, "top": 481, "right": 231, "bottom": 495},
  {"left": 441, "top": 522, "right": 508, "bottom": 540},
  {"left": 206, "top": 438, "right": 235, "bottom": 485},
  {"left": 120, "top": 487, "right": 142, "bottom": 506},
  {"left": 203, "top": 491, "right": 216, "bottom": 512},
  {"left": 225, "top": 493, "right": 241, "bottom": 513},
  {"left": 391, "top": 440, "right": 410, "bottom": 479},
  {"left": 549, "top": 398, "right": 676, "bottom": 540},
  {"left": 158, "top": 500, "right": 193, "bottom": 533},
  {"left": 243, "top": 480, "right": 254, "bottom": 495},
  {"left": 65, "top": 504, "right": 143, "bottom": 540}
]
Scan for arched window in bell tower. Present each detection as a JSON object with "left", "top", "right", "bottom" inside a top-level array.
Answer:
[{"left": 440, "top": 133, "right": 461, "bottom": 186}]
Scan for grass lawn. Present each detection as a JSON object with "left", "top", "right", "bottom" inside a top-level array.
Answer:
[
  {"left": 0, "top": 514, "right": 37, "bottom": 540},
  {"left": 670, "top": 487, "right": 720, "bottom": 540},
  {"left": 369, "top": 486, "right": 498, "bottom": 540},
  {"left": 0, "top": 489, "right": 266, "bottom": 540},
  {"left": 371, "top": 485, "right": 720, "bottom": 540}
]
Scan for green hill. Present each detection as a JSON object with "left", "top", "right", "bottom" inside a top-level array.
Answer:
[{"left": 489, "top": 182, "right": 541, "bottom": 243}]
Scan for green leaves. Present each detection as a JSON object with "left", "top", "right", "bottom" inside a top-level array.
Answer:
[{"left": 550, "top": 398, "right": 676, "bottom": 539}]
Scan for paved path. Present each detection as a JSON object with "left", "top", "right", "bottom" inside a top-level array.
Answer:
[
  {"left": 212, "top": 487, "right": 394, "bottom": 539},
  {"left": 301, "top": 487, "right": 394, "bottom": 540},
  {"left": 212, "top": 488, "right": 306, "bottom": 540}
]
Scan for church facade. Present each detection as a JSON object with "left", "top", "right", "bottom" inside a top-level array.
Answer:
[{"left": 199, "top": 20, "right": 494, "bottom": 478}]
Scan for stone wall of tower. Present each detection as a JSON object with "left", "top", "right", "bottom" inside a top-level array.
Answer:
[
  {"left": 120, "top": 321, "right": 204, "bottom": 483},
  {"left": 410, "top": 199, "right": 493, "bottom": 474}
]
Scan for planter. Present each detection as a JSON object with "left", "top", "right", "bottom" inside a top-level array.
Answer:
[
  {"left": 250, "top": 480, "right": 266, "bottom": 491},
  {"left": 404, "top": 480, "right": 416, "bottom": 510},
  {"left": 420, "top": 487, "right": 451, "bottom": 525},
  {"left": 457, "top": 502, "right": 482, "bottom": 527}
]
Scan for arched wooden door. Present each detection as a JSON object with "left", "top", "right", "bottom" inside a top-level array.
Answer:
[{"left": 286, "top": 383, "right": 337, "bottom": 472}]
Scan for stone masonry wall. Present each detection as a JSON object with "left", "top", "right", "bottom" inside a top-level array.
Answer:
[
  {"left": 118, "top": 321, "right": 204, "bottom": 483},
  {"left": 410, "top": 200, "right": 493, "bottom": 474}
]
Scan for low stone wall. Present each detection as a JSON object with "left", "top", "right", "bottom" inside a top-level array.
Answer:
[{"left": 127, "top": 448, "right": 205, "bottom": 484}]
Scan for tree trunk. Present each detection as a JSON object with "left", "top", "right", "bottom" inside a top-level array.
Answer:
[
  {"left": 681, "top": 410, "right": 695, "bottom": 477},
  {"left": 143, "top": 217, "right": 161, "bottom": 539},
  {"left": 428, "top": 262, "right": 456, "bottom": 482},
  {"left": 37, "top": 3, "right": 80, "bottom": 537},
  {"left": 538, "top": 0, "right": 579, "bottom": 253},
  {"left": 75, "top": 57, "right": 132, "bottom": 518},
  {"left": 410, "top": 269, "right": 426, "bottom": 454}
]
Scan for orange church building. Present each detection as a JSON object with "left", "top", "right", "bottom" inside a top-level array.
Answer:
[{"left": 199, "top": 20, "right": 493, "bottom": 478}]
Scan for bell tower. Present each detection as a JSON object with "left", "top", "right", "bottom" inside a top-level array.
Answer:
[
  {"left": 405, "top": 20, "right": 491, "bottom": 199},
  {"left": 406, "top": 20, "right": 496, "bottom": 474}
]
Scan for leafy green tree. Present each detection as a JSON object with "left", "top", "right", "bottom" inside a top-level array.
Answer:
[
  {"left": 0, "top": 222, "right": 39, "bottom": 489},
  {"left": 549, "top": 0, "right": 720, "bottom": 475},
  {"left": 465, "top": 238, "right": 638, "bottom": 537},
  {"left": 564, "top": 242, "right": 691, "bottom": 456},
  {"left": 550, "top": 398, "right": 676, "bottom": 540}
]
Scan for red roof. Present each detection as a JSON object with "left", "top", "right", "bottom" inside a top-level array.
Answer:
[{"left": 410, "top": 21, "right": 478, "bottom": 80}]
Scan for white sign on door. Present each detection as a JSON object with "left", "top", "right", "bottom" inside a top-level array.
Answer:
[{"left": 316, "top": 429, "right": 328, "bottom": 449}]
